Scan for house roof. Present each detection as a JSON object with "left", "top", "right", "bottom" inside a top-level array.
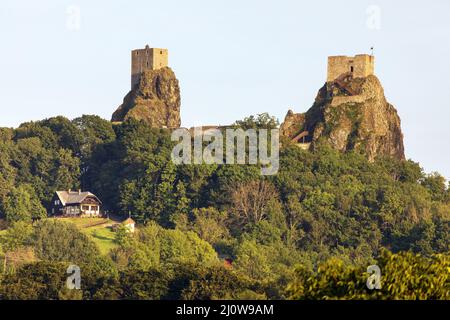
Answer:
[
  {"left": 55, "top": 190, "right": 102, "bottom": 206},
  {"left": 122, "top": 218, "right": 135, "bottom": 225}
]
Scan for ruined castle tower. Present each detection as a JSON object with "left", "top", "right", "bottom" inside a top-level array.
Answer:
[
  {"left": 131, "top": 45, "right": 168, "bottom": 88},
  {"left": 327, "top": 54, "right": 374, "bottom": 82},
  {"left": 281, "top": 53, "right": 405, "bottom": 161},
  {"left": 112, "top": 45, "right": 180, "bottom": 128}
]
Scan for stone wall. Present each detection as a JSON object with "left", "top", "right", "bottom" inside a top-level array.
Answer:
[
  {"left": 327, "top": 54, "right": 374, "bottom": 82},
  {"left": 131, "top": 45, "right": 168, "bottom": 88},
  {"left": 152, "top": 48, "right": 168, "bottom": 70}
]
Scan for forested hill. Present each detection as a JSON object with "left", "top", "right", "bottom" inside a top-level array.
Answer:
[{"left": 0, "top": 113, "right": 448, "bottom": 299}]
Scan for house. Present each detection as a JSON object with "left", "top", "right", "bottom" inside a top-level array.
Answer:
[
  {"left": 50, "top": 189, "right": 102, "bottom": 217},
  {"left": 219, "top": 254, "right": 233, "bottom": 269},
  {"left": 122, "top": 218, "right": 136, "bottom": 233},
  {"left": 223, "top": 258, "right": 233, "bottom": 269}
]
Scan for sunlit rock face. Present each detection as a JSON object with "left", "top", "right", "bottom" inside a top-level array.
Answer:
[
  {"left": 112, "top": 67, "right": 181, "bottom": 128},
  {"left": 281, "top": 74, "right": 405, "bottom": 161}
]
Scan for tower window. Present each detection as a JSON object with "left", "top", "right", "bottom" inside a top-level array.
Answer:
[{"left": 350, "top": 66, "right": 354, "bottom": 73}]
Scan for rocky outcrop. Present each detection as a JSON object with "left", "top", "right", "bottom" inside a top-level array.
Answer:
[
  {"left": 112, "top": 67, "right": 181, "bottom": 128},
  {"left": 280, "top": 110, "right": 305, "bottom": 138},
  {"left": 280, "top": 74, "right": 405, "bottom": 161}
]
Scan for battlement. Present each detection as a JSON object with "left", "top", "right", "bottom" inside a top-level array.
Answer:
[
  {"left": 131, "top": 45, "right": 168, "bottom": 88},
  {"left": 327, "top": 54, "right": 374, "bottom": 82}
]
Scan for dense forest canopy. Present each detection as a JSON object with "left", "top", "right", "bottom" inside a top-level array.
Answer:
[{"left": 0, "top": 114, "right": 448, "bottom": 299}]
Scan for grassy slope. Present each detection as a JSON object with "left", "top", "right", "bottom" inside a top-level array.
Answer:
[
  {"left": 0, "top": 217, "right": 121, "bottom": 255},
  {"left": 56, "top": 217, "right": 118, "bottom": 255}
]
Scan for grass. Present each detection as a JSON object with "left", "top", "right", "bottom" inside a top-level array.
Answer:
[
  {"left": 84, "top": 226, "right": 117, "bottom": 255},
  {"left": 1, "top": 217, "right": 123, "bottom": 255},
  {"left": 54, "top": 217, "right": 119, "bottom": 255},
  {"left": 56, "top": 217, "right": 109, "bottom": 229}
]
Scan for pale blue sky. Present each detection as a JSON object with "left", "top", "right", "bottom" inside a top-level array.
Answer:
[{"left": 1, "top": 0, "right": 449, "bottom": 179}]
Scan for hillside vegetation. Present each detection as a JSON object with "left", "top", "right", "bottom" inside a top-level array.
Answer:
[{"left": 0, "top": 114, "right": 448, "bottom": 299}]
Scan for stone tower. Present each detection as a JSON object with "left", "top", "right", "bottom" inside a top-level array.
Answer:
[
  {"left": 131, "top": 45, "right": 168, "bottom": 88},
  {"left": 327, "top": 54, "right": 374, "bottom": 82}
]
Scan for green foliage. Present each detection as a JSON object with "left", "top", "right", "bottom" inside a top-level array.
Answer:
[
  {"left": 73, "top": 115, "right": 116, "bottom": 158},
  {"left": 118, "top": 161, "right": 183, "bottom": 225},
  {"left": 0, "top": 261, "right": 68, "bottom": 300},
  {"left": 2, "top": 184, "right": 46, "bottom": 222},
  {"left": 32, "top": 219, "right": 101, "bottom": 265},
  {"left": 286, "top": 250, "right": 450, "bottom": 300},
  {"left": 421, "top": 172, "right": 448, "bottom": 202},
  {"left": 0, "top": 113, "right": 449, "bottom": 300},
  {"left": 111, "top": 222, "right": 219, "bottom": 271},
  {"left": 233, "top": 113, "right": 279, "bottom": 130},
  {"left": 234, "top": 240, "right": 271, "bottom": 282},
  {"left": 186, "top": 207, "right": 230, "bottom": 247},
  {"left": 159, "top": 228, "right": 219, "bottom": 267},
  {"left": 180, "top": 265, "right": 250, "bottom": 300},
  {"left": 0, "top": 221, "right": 33, "bottom": 251},
  {"left": 117, "top": 269, "right": 169, "bottom": 300}
]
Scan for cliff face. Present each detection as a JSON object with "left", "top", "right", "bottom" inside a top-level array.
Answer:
[
  {"left": 112, "top": 67, "right": 181, "bottom": 128},
  {"left": 281, "top": 75, "right": 405, "bottom": 161},
  {"left": 279, "top": 110, "right": 305, "bottom": 138}
]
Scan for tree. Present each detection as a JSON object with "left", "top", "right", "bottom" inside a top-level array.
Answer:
[
  {"left": 8, "top": 126, "right": 81, "bottom": 207},
  {"left": 72, "top": 115, "right": 116, "bottom": 160},
  {"left": 0, "top": 221, "right": 33, "bottom": 251},
  {"left": 0, "top": 221, "right": 35, "bottom": 274},
  {"left": 40, "top": 116, "right": 84, "bottom": 156},
  {"left": 153, "top": 162, "right": 177, "bottom": 226},
  {"left": 234, "top": 113, "right": 279, "bottom": 130},
  {"left": 234, "top": 240, "right": 271, "bottom": 282},
  {"left": 2, "top": 184, "right": 46, "bottom": 223},
  {"left": 173, "top": 182, "right": 190, "bottom": 219},
  {"left": 286, "top": 250, "right": 450, "bottom": 300},
  {"left": 119, "top": 269, "right": 169, "bottom": 300},
  {"left": 245, "top": 220, "right": 283, "bottom": 246},
  {"left": 111, "top": 223, "right": 161, "bottom": 271},
  {"left": 285, "top": 195, "right": 306, "bottom": 245},
  {"left": 188, "top": 207, "right": 230, "bottom": 247},
  {"left": 32, "top": 220, "right": 101, "bottom": 265},
  {"left": 421, "top": 172, "right": 448, "bottom": 202},
  {"left": 159, "top": 228, "right": 219, "bottom": 267},
  {"left": 112, "top": 223, "right": 219, "bottom": 271},
  {"left": 230, "top": 180, "right": 279, "bottom": 227},
  {"left": 52, "top": 148, "right": 81, "bottom": 192},
  {"left": 14, "top": 121, "right": 59, "bottom": 150},
  {"left": 0, "top": 136, "right": 16, "bottom": 206},
  {"left": 181, "top": 265, "right": 248, "bottom": 300},
  {"left": 0, "top": 261, "right": 68, "bottom": 300},
  {"left": 72, "top": 115, "right": 116, "bottom": 186},
  {"left": 119, "top": 161, "right": 177, "bottom": 224}
]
